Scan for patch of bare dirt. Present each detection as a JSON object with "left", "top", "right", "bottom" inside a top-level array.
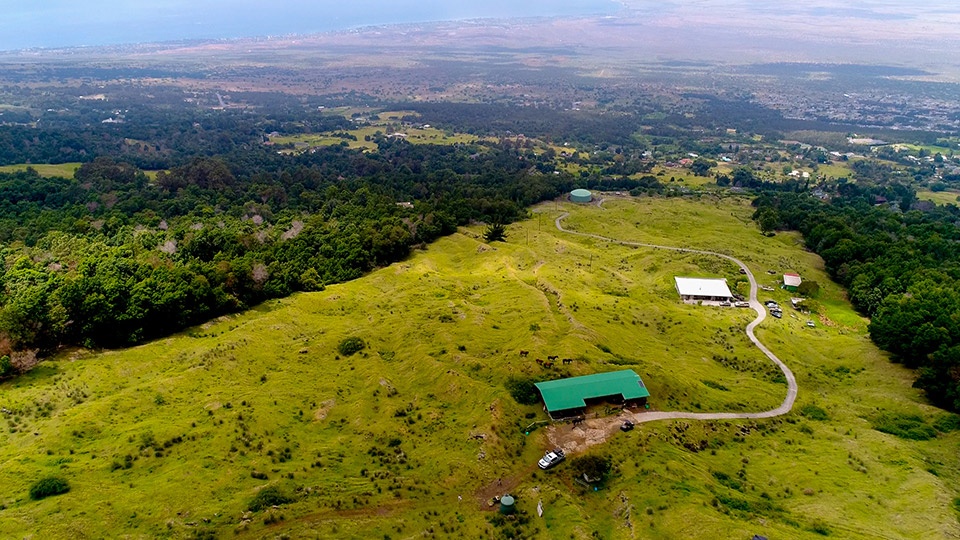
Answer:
[{"left": 313, "top": 399, "right": 335, "bottom": 421}]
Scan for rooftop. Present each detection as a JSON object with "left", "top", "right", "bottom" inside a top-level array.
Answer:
[
  {"left": 535, "top": 369, "right": 650, "bottom": 413},
  {"left": 674, "top": 277, "right": 734, "bottom": 298},
  {"left": 784, "top": 273, "right": 802, "bottom": 287}
]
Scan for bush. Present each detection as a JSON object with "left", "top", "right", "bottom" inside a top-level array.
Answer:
[
  {"left": 934, "top": 414, "right": 960, "bottom": 433},
  {"left": 570, "top": 454, "right": 611, "bottom": 483},
  {"left": 505, "top": 376, "right": 541, "bottom": 405},
  {"left": 337, "top": 336, "right": 365, "bottom": 356},
  {"left": 248, "top": 486, "right": 293, "bottom": 512},
  {"left": 871, "top": 413, "right": 937, "bottom": 441},
  {"left": 799, "top": 404, "right": 829, "bottom": 421},
  {"left": 29, "top": 476, "right": 70, "bottom": 500},
  {"left": 0, "top": 355, "right": 13, "bottom": 378}
]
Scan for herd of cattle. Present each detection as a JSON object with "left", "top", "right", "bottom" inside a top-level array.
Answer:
[{"left": 519, "top": 350, "right": 573, "bottom": 368}]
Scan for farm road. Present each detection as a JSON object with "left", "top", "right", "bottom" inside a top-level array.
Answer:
[{"left": 546, "top": 210, "right": 798, "bottom": 453}]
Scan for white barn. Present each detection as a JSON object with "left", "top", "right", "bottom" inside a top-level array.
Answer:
[{"left": 675, "top": 277, "right": 735, "bottom": 303}]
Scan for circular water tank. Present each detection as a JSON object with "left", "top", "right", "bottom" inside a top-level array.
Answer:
[
  {"left": 499, "top": 495, "right": 516, "bottom": 514},
  {"left": 570, "top": 189, "right": 592, "bottom": 203}
]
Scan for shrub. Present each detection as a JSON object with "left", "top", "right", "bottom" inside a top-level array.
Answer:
[
  {"left": 799, "top": 404, "right": 829, "bottom": 421},
  {"left": 337, "top": 337, "right": 365, "bottom": 356},
  {"left": 483, "top": 222, "right": 507, "bottom": 242},
  {"left": 505, "top": 376, "right": 541, "bottom": 405},
  {"left": 934, "top": 414, "right": 960, "bottom": 433},
  {"left": 871, "top": 413, "right": 937, "bottom": 441},
  {"left": 248, "top": 486, "right": 293, "bottom": 511},
  {"left": 702, "top": 380, "right": 729, "bottom": 392},
  {"left": 29, "top": 476, "right": 70, "bottom": 500},
  {"left": 0, "top": 355, "right": 14, "bottom": 378},
  {"left": 570, "top": 454, "right": 611, "bottom": 483}
]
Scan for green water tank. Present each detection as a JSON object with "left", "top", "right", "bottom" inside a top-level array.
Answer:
[
  {"left": 570, "top": 189, "right": 592, "bottom": 203},
  {"left": 499, "top": 495, "right": 516, "bottom": 514}
]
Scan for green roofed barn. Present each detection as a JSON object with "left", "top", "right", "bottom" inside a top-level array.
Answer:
[
  {"left": 535, "top": 369, "right": 650, "bottom": 420},
  {"left": 570, "top": 188, "right": 592, "bottom": 203}
]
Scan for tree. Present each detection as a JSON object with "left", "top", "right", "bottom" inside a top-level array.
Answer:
[
  {"left": 483, "top": 222, "right": 507, "bottom": 242},
  {"left": 797, "top": 280, "right": 820, "bottom": 297},
  {"left": 0, "top": 355, "right": 13, "bottom": 378},
  {"left": 690, "top": 158, "right": 716, "bottom": 177},
  {"left": 756, "top": 208, "right": 780, "bottom": 235},
  {"left": 570, "top": 454, "right": 611, "bottom": 483}
]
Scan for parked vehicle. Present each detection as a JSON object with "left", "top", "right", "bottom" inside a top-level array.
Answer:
[
  {"left": 735, "top": 301, "right": 750, "bottom": 308},
  {"left": 538, "top": 448, "right": 565, "bottom": 469},
  {"left": 620, "top": 420, "right": 635, "bottom": 432},
  {"left": 770, "top": 310, "right": 782, "bottom": 319},
  {"left": 806, "top": 320, "right": 815, "bottom": 327}
]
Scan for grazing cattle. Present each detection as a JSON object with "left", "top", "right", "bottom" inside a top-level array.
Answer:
[
  {"left": 535, "top": 358, "right": 544, "bottom": 366},
  {"left": 544, "top": 361, "right": 554, "bottom": 369},
  {"left": 562, "top": 358, "right": 573, "bottom": 364},
  {"left": 519, "top": 350, "right": 529, "bottom": 358},
  {"left": 547, "top": 355, "right": 559, "bottom": 361}
]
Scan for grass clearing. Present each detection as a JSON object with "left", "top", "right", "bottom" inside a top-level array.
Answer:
[
  {"left": 918, "top": 189, "right": 960, "bottom": 206},
  {"left": 0, "top": 162, "right": 81, "bottom": 178},
  {"left": 0, "top": 195, "right": 957, "bottom": 538}
]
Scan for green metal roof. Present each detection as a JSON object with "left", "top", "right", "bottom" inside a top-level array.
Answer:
[
  {"left": 571, "top": 188, "right": 592, "bottom": 197},
  {"left": 535, "top": 370, "right": 650, "bottom": 413}
]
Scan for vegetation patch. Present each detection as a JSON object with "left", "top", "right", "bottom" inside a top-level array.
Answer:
[
  {"left": 29, "top": 476, "right": 70, "bottom": 500},
  {"left": 871, "top": 413, "right": 937, "bottom": 441},
  {"left": 799, "top": 404, "right": 830, "bottom": 421},
  {"left": 702, "top": 380, "right": 729, "bottom": 391},
  {"left": 247, "top": 486, "right": 293, "bottom": 512},
  {"left": 337, "top": 336, "right": 366, "bottom": 356},
  {"left": 504, "top": 376, "right": 542, "bottom": 405}
]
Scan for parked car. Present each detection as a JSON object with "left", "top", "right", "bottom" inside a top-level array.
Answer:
[
  {"left": 719, "top": 301, "right": 732, "bottom": 307},
  {"left": 770, "top": 310, "right": 782, "bottom": 319},
  {"left": 538, "top": 448, "right": 565, "bottom": 469},
  {"left": 806, "top": 320, "right": 815, "bottom": 327},
  {"left": 735, "top": 301, "right": 750, "bottom": 308},
  {"left": 620, "top": 420, "right": 635, "bottom": 432}
]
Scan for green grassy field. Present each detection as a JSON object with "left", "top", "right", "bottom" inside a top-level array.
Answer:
[
  {"left": 918, "top": 189, "right": 960, "bottom": 206},
  {"left": 1, "top": 196, "right": 958, "bottom": 539},
  {"left": 0, "top": 163, "right": 81, "bottom": 178},
  {"left": 270, "top": 126, "right": 484, "bottom": 153}
]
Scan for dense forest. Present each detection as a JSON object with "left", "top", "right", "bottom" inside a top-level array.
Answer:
[
  {"left": 754, "top": 187, "right": 960, "bottom": 412},
  {"left": 0, "top": 140, "right": 591, "bottom": 359}
]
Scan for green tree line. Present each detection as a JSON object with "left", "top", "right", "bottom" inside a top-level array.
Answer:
[
  {"left": 0, "top": 141, "right": 578, "bottom": 358},
  {"left": 753, "top": 185, "right": 960, "bottom": 411}
]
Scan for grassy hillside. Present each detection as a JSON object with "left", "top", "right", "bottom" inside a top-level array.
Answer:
[{"left": 1, "top": 195, "right": 958, "bottom": 539}]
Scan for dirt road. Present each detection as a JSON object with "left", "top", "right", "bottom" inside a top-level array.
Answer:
[{"left": 546, "top": 210, "right": 798, "bottom": 453}]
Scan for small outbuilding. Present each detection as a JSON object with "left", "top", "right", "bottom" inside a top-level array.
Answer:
[
  {"left": 570, "top": 189, "right": 593, "bottom": 203},
  {"left": 674, "top": 276, "right": 735, "bottom": 303},
  {"left": 535, "top": 369, "right": 650, "bottom": 420},
  {"left": 783, "top": 273, "right": 802, "bottom": 292}
]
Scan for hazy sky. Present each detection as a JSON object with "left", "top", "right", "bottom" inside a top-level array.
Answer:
[{"left": 0, "top": 0, "right": 619, "bottom": 51}]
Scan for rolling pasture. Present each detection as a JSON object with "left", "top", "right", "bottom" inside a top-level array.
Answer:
[{"left": 0, "top": 196, "right": 957, "bottom": 539}]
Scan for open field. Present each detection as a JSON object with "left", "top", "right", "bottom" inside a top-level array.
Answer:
[
  {"left": 918, "top": 189, "right": 960, "bottom": 206},
  {"left": 0, "top": 162, "right": 163, "bottom": 180},
  {"left": 1, "top": 196, "right": 958, "bottom": 539},
  {"left": 0, "top": 163, "right": 81, "bottom": 178},
  {"left": 269, "top": 126, "right": 486, "bottom": 153}
]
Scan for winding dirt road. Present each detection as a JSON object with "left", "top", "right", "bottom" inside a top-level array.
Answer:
[{"left": 544, "top": 211, "right": 798, "bottom": 452}]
